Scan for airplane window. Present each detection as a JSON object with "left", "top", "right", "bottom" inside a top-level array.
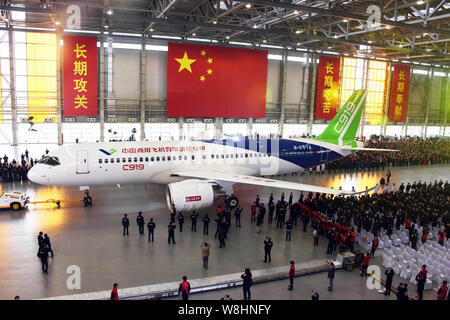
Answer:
[
  {"left": 105, "top": 159, "right": 109, "bottom": 164},
  {"left": 128, "top": 158, "right": 132, "bottom": 162},
  {"left": 225, "top": 154, "right": 229, "bottom": 159},
  {"left": 211, "top": 154, "right": 214, "bottom": 159},
  {"left": 123, "top": 158, "right": 126, "bottom": 162},
  {"left": 216, "top": 154, "right": 219, "bottom": 158},
  {"left": 245, "top": 154, "right": 248, "bottom": 158},
  {"left": 162, "top": 156, "right": 166, "bottom": 161},
  {"left": 111, "top": 158, "right": 114, "bottom": 163},
  {"left": 268, "top": 153, "right": 271, "bottom": 157},
  {"left": 167, "top": 156, "right": 171, "bottom": 161},
  {"left": 134, "top": 157, "right": 138, "bottom": 162},
  {"left": 178, "top": 156, "right": 182, "bottom": 160},
  {"left": 240, "top": 154, "right": 243, "bottom": 158},
  {"left": 221, "top": 154, "right": 224, "bottom": 159},
  {"left": 145, "top": 157, "right": 149, "bottom": 162},
  {"left": 139, "top": 157, "right": 143, "bottom": 162},
  {"left": 184, "top": 155, "right": 187, "bottom": 160},
  {"left": 117, "top": 158, "right": 120, "bottom": 163},
  {"left": 192, "top": 155, "right": 195, "bottom": 160},
  {"left": 151, "top": 157, "right": 154, "bottom": 162},
  {"left": 99, "top": 159, "right": 102, "bottom": 164},
  {"left": 202, "top": 155, "right": 206, "bottom": 160},
  {"left": 259, "top": 154, "right": 262, "bottom": 157},
  {"left": 230, "top": 154, "right": 234, "bottom": 158},
  {"left": 156, "top": 157, "right": 160, "bottom": 161}
]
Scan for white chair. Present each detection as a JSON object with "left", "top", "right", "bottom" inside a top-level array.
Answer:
[
  {"left": 378, "top": 240, "right": 384, "bottom": 249},
  {"left": 393, "top": 237, "right": 401, "bottom": 246},
  {"left": 384, "top": 239, "right": 392, "bottom": 248}
]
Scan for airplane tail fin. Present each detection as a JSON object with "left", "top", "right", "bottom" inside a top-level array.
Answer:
[{"left": 314, "top": 89, "right": 367, "bottom": 146}]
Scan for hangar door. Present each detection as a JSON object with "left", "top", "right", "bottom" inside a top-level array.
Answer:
[{"left": 76, "top": 150, "right": 89, "bottom": 174}]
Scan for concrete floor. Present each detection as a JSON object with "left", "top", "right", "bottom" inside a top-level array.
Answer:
[{"left": 0, "top": 163, "right": 448, "bottom": 300}]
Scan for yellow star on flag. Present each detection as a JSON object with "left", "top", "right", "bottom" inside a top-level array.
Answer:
[
  {"left": 207, "top": 58, "right": 213, "bottom": 64},
  {"left": 175, "top": 51, "right": 196, "bottom": 73},
  {"left": 200, "top": 75, "right": 206, "bottom": 82},
  {"left": 200, "top": 50, "right": 206, "bottom": 56},
  {"left": 207, "top": 69, "right": 213, "bottom": 75}
]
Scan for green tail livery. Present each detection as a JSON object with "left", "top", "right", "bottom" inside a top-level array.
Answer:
[{"left": 315, "top": 89, "right": 367, "bottom": 147}]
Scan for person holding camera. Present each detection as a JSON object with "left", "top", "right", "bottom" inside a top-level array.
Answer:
[{"left": 263, "top": 237, "right": 273, "bottom": 263}]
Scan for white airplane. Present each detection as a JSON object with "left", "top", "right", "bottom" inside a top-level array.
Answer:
[{"left": 28, "top": 89, "right": 395, "bottom": 210}]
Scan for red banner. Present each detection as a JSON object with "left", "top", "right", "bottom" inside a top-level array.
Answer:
[
  {"left": 315, "top": 56, "right": 341, "bottom": 119},
  {"left": 167, "top": 43, "right": 267, "bottom": 118},
  {"left": 63, "top": 35, "right": 98, "bottom": 116},
  {"left": 389, "top": 64, "right": 410, "bottom": 121}
]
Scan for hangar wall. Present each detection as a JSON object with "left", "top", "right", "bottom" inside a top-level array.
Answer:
[{"left": 0, "top": 35, "right": 449, "bottom": 145}]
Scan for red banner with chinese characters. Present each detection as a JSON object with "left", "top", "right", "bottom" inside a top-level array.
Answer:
[
  {"left": 389, "top": 64, "right": 410, "bottom": 121},
  {"left": 63, "top": 35, "right": 98, "bottom": 116},
  {"left": 315, "top": 56, "right": 341, "bottom": 119},
  {"left": 167, "top": 43, "right": 267, "bottom": 118}
]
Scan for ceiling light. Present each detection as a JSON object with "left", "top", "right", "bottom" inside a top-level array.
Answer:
[
  {"left": 368, "top": 40, "right": 372, "bottom": 43},
  {"left": 104, "top": 25, "right": 108, "bottom": 29},
  {"left": 416, "top": 0, "right": 424, "bottom": 5},
  {"left": 343, "top": 19, "right": 348, "bottom": 22},
  {"left": 213, "top": 20, "right": 217, "bottom": 24},
  {"left": 295, "top": 30, "right": 301, "bottom": 34},
  {"left": 245, "top": 3, "right": 252, "bottom": 8},
  {"left": 149, "top": 28, "right": 154, "bottom": 32},
  {"left": 253, "top": 25, "right": 257, "bottom": 29},
  {"left": 328, "top": 46, "right": 332, "bottom": 49},
  {"left": 385, "top": 25, "right": 392, "bottom": 29},
  {"left": 297, "top": 42, "right": 300, "bottom": 45},
  {"left": 427, "top": 48, "right": 432, "bottom": 51},
  {"left": 226, "top": 36, "right": 230, "bottom": 39},
  {"left": 55, "top": 21, "right": 60, "bottom": 25},
  {"left": 263, "top": 39, "right": 267, "bottom": 43},
  {"left": 294, "top": 10, "right": 299, "bottom": 14},
  {"left": 106, "top": 8, "right": 113, "bottom": 15},
  {"left": 192, "top": 33, "right": 196, "bottom": 36}
]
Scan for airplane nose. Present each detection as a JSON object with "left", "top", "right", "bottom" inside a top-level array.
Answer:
[{"left": 27, "top": 166, "right": 43, "bottom": 184}]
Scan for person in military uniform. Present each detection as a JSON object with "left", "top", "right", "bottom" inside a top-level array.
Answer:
[
  {"left": 147, "top": 218, "right": 155, "bottom": 242},
  {"left": 263, "top": 237, "right": 273, "bottom": 263},
  {"left": 190, "top": 211, "right": 199, "bottom": 232},
  {"left": 122, "top": 214, "right": 130, "bottom": 236},
  {"left": 136, "top": 212, "right": 145, "bottom": 235},
  {"left": 168, "top": 222, "right": 176, "bottom": 244},
  {"left": 234, "top": 206, "right": 242, "bottom": 228},
  {"left": 203, "top": 214, "right": 210, "bottom": 235},
  {"left": 177, "top": 212, "right": 185, "bottom": 232}
]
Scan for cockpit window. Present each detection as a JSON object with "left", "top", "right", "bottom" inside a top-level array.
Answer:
[{"left": 38, "top": 156, "right": 61, "bottom": 166}]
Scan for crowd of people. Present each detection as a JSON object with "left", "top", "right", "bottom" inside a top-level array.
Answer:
[
  {"left": 325, "top": 137, "right": 449, "bottom": 174},
  {"left": 0, "top": 149, "right": 49, "bottom": 183}
]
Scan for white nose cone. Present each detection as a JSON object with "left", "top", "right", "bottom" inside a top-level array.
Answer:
[{"left": 27, "top": 166, "right": 42, "bottom": 184}]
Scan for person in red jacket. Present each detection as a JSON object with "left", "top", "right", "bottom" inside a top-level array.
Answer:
[
  {"left": 360, "top": 252, "right": 370, "bottom": 277},
  {"left": 438, "top": 229, "right": 446, "bottom": 246},
  {"left": 288, "top": 261, "right": 295, "bottom": 290},
  {"left": 110, "top": 283, "right": 119, "bottom": 300},
  {"left": 349, "top": 229, "right": 356, "bottom": 252},
  {"left": 370, "top": 236, "right": 379, "bottom": 258},
  {"left": 250, "top": 202, "right": 257, "bottom": 222},
  {"left": 178, "top": 276, "right": 191, "bottom": 301},
  {"left": 416, "top": 265, "right": 427, "bottom": 300},
  {"left": 421, "top": 228, "right": 429, "bottom": 243},
  {"left": 436, "top": 280, "right": 448, "bottom": 300}
]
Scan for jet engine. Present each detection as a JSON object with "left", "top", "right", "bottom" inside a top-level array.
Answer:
[{"left": 166, "top": 180, "right": 226, "bottom": 211}]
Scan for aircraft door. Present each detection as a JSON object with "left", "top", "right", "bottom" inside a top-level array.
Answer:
[
  {"left": 76, "top": 150, "right": 89, "bottom": 174},
  {"left": 320, "top": 147, "right": 329, "bottom": 162}
]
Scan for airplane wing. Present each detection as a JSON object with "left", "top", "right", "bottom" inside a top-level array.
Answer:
[
  {"left": 339, "top": 147, "right": 399, "bottom": 152},
  {"left": 171, "top": 170, "right": 355, "bottom": 196}
]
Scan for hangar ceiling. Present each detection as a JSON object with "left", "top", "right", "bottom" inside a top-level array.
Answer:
[{"left": 1, "top": 0, "right": 449, "bottom": 65}]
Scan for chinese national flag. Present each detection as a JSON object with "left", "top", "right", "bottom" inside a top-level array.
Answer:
[{"left": 167, "top": 43, "right": 267, "bottom": 118}]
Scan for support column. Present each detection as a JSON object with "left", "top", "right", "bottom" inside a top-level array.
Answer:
[
  {"left": 307, "top": 54, "right": 317, "bottom": 135},
  {"left": 99, "top": 35, "right": 105, "bottom": 142},
  {"left": 178, "top": 117, "right": 183, "bottom": 140},
  {"left": 423, "top": 67, "right": 434, "bottom": 138},
  {"left": 278, "top": 49, "right": 287, "bottom": 138},
  {"left": 247, "top": 118, "right": 253, "bottom": 138},
  {"left": 215, "top": 117, "right": 223, "bottom": 140},
  {"left": 8, "top": 27, "right": 17, "bottom": 146},
  {"left": 139, "top": 38, "right": 146, "bottom": 141},
  {"left": 439, "top": 70, "right": 448, "bottom": 136},
  {"left": 360, "top": 59, "right": 369, "bottom": 139},
  {"left": 56, "top": 31, "right": 63, "bottom": 145}
]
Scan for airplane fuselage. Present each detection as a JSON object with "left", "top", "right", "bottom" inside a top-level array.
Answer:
[{"left": 28, "top": 138, "right": 353, "bottom": 187}]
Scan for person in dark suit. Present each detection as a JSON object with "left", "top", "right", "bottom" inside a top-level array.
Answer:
[
  {"left": 122, "top": 214, "right": 130, "bottom": 236},
  {"left": 203, "top": 214, "right": 210, "bottom": 235},
  {"left": 328, "top": 262, "right": 335, "bottom": 291},
  {"left": 147, "top": 218, "right": 155, "bottom": 242},
  {"left": 384, "top": 267, "right": 395, "bottom": 296},
  {"left": 241, "top": 268, "right": 253, "bottom": 300},
  {"left": 177, "top": 212, "right": 185, "bottom": 232},
  {"left": 136, "top": 212, "right": 145, "bottom": 235},
  {"left": 263, "top": 237, "right": 273, "bottom": 263},
  {"left": 168, "top": 222, "right": 176, "bottom": 244}
]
